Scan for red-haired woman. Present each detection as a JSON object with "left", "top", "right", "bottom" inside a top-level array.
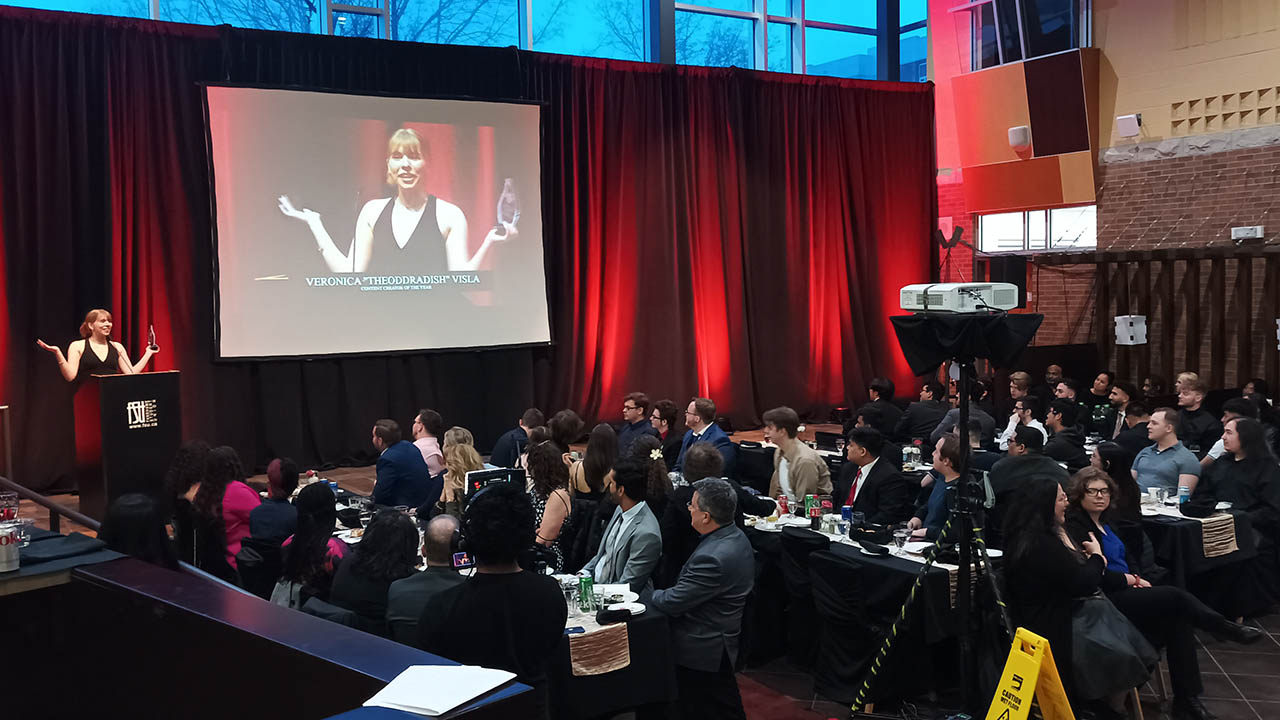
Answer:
[
  {"left": 36, "top": 308, "right": 157, "bottom": 382},
  {"left": 278, "top": 127, "right": 516, "bottom": 275}
]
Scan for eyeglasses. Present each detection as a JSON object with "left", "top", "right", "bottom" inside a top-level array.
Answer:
[
  {"left": 1084, "top": 487, "right": 1111, "bottom": 497},
  {"left": 623, "top": 404, "right": 638, "bottom": 411}
]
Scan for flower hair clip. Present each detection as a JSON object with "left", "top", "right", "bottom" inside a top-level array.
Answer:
[{"left": 650, "top": 448, "right": 663, "bottom": 461}]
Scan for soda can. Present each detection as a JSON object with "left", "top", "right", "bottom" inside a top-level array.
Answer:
[
  {"left": 776, "top": 495, "right": 790, "bottom": 516},
  {"left": 1177, "top": 486, "right": 1191, "bottom": 504},
  {"left": 841, "top": 505, "right": 853, "bottom": 523},
  {"left": 804, "top": 494, "right": 817, "bottom": 516},
  {"left": 578, "top": 575, "right": 595, "bottom": 613},
  {"left": 0, "top": 522, "right": 20, "bottom": 573}
]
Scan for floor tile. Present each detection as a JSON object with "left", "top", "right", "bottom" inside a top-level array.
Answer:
[
  {"left": 743, "top": 671, "right": 816, "bottom": 702},
  {"left": 1231, "top": 674, "right": 1280, "bottom": 702},
  {"left": 1199, "top": 698, "right": 1259, "bottom": 720},
  {"left": 1201, "top": 673, "right": 1244, "bottom": 700},
  {"left": 1210, "top": 651, "right": 1280, "bottom": 676},
  {"left": 1252, "top": 615, "right": 1280, "bottom": 633}
]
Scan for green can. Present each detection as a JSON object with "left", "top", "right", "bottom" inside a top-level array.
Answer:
[
  {"left": 804, "top": 494, "right": 817, "bottom": 517},
  {"left": 578, "top": 574, "right": 595, "bottom": 612}
]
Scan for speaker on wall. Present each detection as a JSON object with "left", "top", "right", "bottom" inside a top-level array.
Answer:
[{"left": 986, "top": 255, "right": 1027, "bottom": 308}]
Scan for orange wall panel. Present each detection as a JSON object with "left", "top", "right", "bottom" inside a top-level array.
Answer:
[
  {"left": 951, "top": 63, "right": 1031, "bottom": 168},
  {"left": 963, "top": 156, "right": 1065, "bottom": 213},
  {"left": 1057, "top": 151, "right": 1096, "bottom": 205}
]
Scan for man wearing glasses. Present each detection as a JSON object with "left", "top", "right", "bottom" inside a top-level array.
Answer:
[
  {"left": 673, "top": 397, "right": 736, "bottom": 479},
  {"left": 995, "top": 396, "right": 1048, "bottom": 452},
  {"left": 616, "top": 391, "right": 659, "bottom": 456}
]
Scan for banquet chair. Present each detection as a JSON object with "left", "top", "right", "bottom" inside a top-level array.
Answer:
[
  {"left": 301, "top": 596, "right": 358, "bottom": 629},
  {"left": 236, "top": 537, "right": 284, "bottom": 600},
  {"left": 778, "top": 527, "right": 831, "bottom": 668}
]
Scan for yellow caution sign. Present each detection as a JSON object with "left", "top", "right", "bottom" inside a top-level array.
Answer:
[{"left": 985, "top": 628, "right": 1074, "bottom": 720}]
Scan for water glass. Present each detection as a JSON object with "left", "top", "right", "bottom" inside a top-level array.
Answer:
[
  {"left": 0, "top": 491, "right": 17, "bottom": 522},
  {"left": 892, "top": 527, "right": 910, "bottom": 555},
  {"left": 850, "top": 511, "right": 865, "bottom": 528},
  {"left": 1155, "top": 488, "right": 1168, "bottom": 505},
  {"left": 836, "top": 518, "right": 851, "bottom": 537},
  {"left": 562, "top": 583, "right": 579, "bottom": 612}
]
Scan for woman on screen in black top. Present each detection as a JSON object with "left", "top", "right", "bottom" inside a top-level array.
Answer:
[
  {"left": 36, "top": 308, "right": 158, "bottom": 381},
  {"left": 277, "top": 127, "right": 517, "bottom": 275}
]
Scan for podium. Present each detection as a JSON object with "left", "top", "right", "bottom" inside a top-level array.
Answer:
[{"left": 74, "top": 371, "right": 182, "bottom": 521}]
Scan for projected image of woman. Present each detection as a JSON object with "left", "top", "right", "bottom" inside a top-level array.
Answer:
[{"left": 277, "top": 127, "right": 517, "bottom": 274}]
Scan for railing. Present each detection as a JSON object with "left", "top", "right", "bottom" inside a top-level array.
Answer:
[{"left": 0, "top": 475, "right": 101, "bottom": 534}]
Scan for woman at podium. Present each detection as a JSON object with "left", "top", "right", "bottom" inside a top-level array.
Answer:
[{"left": 36, "top": 308, "right": 158, "bottom": 381}]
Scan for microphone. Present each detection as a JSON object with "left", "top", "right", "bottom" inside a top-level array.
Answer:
[{"left": 148, "top": 324, "right": 159, "bottom": 352}]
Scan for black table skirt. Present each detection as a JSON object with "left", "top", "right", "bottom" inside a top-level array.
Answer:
[
  {"left": 546, "top": 611, "right": 676, "bottom": 720},
  {"left": 1144, "top": 510, "right": 1272, "bottom": 617}
]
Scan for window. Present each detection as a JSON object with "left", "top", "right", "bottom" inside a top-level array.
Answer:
[
  {"left": 899, "top": 26, "right": 927, "bottom": 82},
  {"left": 978, "top": 205, "right": 1097, "bottom": 253},
  {"left": 162, "top": 0, "right": 322, "bottom": 32},
  {"left": 532, "top": 0, "right": 647, "bottom": 60},
  {"left": 804, "top": 0, "right": 875, "bottom": 27},
  {"left": 767, "top": 20, "right": 792, "bottom": 73},
  {"left": 333, "top": 11, "right": 382, "bottom": 38},
  {"left": 955, "top": 0, "right": 1086, "bottom": 72},
  {"left": 805, "top": 27, "right": 876, "bottom": 79},
  {"left": 5, "top": 0, "right": 148, "bottom": 19},
  {"left": 390, "top": 0, "right": 516, "bottom": 46},
  {"left": 674, "top": 9, "right": 753, "bottom": 68}
]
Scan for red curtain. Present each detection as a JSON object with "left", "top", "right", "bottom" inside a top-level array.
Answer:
[{"left": 0, "top": 9, "right": 935, "bottom": 489}]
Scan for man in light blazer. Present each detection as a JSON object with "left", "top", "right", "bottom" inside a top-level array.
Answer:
[
  {"left": 646, "top": 477, "right": 754, "bottom": 720},
  {"left": 580, "top": 457, "right": 662, "bottom": 594}
]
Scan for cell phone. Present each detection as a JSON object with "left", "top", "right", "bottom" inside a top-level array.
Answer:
[
  {"left": 452, "top": 551, "right": 474, "bottom": 569},
  {"left": 570, "top": 451, "right": 582, "bottom": 462},
  {"left": 565, "top": 626, "right": 585, "bottom": 635}
]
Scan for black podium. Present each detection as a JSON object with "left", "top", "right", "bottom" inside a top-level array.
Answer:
[{"left": 74, "top": 371, "right": 182, "bottom": 521}]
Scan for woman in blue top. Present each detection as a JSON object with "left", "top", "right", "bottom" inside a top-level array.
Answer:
[{"left": 1065, "top": 467, "right": 1260, "bottom": 720}]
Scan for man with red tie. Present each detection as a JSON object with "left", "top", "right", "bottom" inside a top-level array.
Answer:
[{"left": 834, "top": 427, "right": 911, "bottom": 526}]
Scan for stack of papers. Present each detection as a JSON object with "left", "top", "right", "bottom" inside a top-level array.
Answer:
[{"left": 364, "top": 665, "right": 516, "bottom": 716}]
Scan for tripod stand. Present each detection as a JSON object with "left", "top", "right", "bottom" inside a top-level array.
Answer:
[{"left": 849, "top": 311, "right": 1043, "bottom": 717}]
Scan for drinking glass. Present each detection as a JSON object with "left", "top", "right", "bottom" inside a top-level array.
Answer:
[
  {"left": 1155, "top": 488, "right": 1168, "bottom": 505},
  {"left": 0, "top": 491, "right": 18, "bottom": 522},
  {"left": 836, "top": 518, "right": 851, "bottom": 537},
  {"left": 892, "top": 526, "right": 910, "bottom": 555},
  {"left": 394, "top": 505, "right": 410, "bottom": 515},
  {"left": 562, "top": 583, "right": 578, "bottom": 613},
  {"left": 835, "top": 438, "right": 846, "bottom": 454}
]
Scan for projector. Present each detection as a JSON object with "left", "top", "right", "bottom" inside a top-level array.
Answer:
[{"left": 899, "top": 283, "right": 1020, "bottom": 313}]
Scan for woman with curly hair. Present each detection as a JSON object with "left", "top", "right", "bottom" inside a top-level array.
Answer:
[
  {"left": 171, "top": 443, "right": 258, "bottom": 580},
  {"left": 438, "top": 433, "right": 485, "bottom": 518},
  {"left": 628, "top": 434, "right": 673, "bottom": 519},
  {"left": 526, "top": 440, "right": 572, "bottom": 571},
  {"left": 330, "top": 510, "right": 421, "bottom": 635}
]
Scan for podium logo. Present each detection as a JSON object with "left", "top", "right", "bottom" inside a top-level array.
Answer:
[{"left": 126, "top": 399, "right": 159, "bottom": 429}]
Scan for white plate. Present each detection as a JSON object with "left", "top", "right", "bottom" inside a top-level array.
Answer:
[
  {"left": 779, "top": 516, "right": 811, "bottom": 527},
  {"left": 984, "top": 548, "right": 1003, "bottom": 558},
  {"left": 596, "top": 585, "right": 639, "bottom": 604},
  {"left": 1216, "top": 501, "right": 1233, "bottom": 510},
  {"left": 902, "top": 541, "right": 933, "bottom": 555},
  {"left": 607, "top": 602, "right": 646, "bottom": 615},
  {"left": 753, "top": 524, "right": 782, "bottom": 532}
]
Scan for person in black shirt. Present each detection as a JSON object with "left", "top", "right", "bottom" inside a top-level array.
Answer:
[
  {"left": 1114, "top": 402, "right": 1154, "bottom": 457},
  {"left": 489, "top": 408, "right": 544, "bottom": 469},
  {"left": 1080, "top": 371, "right": 1117, "bottom": 437},
  {"left": 416, "top": 482, "right": 566, "bottom": 720},
  {"left": 330, "top": 510, "right": 419, "bottom": 636},
  {"left": 250, "top": 457, "right": 299, "bottom": 543},
  {"left": 855, "top": 377, "right": 903, "bottom": 437},
  {"left": 650, "top": 399, "right": 686, "bottom": 469},
  {"left": 1044, "top": 399, "right": 1089, "bottom": 472},
  {"left": 893, "top": 380, "right": 949, "bottom": 442},
  {"left": 1177, "top": 379, "right": 1223, "bottom": 458},
  {"left": 616, "top": 392, "right": 660, "bottom": 456}
]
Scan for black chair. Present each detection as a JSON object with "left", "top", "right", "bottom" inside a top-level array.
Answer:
[
  {"left": 301, "top": 596, "right": 358, "bottom": 628},
  {"left": 236, "top": 537, "right": 284, "bottom": 600},
  {"left": 777, "top": 527, "right": 830, "bottom": 668},
  {"left": 736, "top": 444, "right": 775, "bottom": 495},
  {"left": 559, "top": 496, "right": 597, "bottom": 574},
  {"left": 807, "top": 550, "right": 882, "bottom": 703}
]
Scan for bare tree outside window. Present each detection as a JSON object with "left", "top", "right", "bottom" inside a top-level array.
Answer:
[
  {"left": 164, "top": 0, "right": 320, "bottom": 33},
  {"left": 389, "top": 0, "right": 516, "bottom": 46}
]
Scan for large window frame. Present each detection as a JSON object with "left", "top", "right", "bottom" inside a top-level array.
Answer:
[
  {"left": 947, "top": 0, "right": 1091, "bottom": 73},
  {"left": 977, "top": 204, "right": 1097, "bottom": 254}
]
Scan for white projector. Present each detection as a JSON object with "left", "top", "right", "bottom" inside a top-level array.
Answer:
[{"left": 899, "top": 282, "right": 1020, "bottom": 313}]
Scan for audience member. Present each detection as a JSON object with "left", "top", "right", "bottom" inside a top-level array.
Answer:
[
  {"left": 166, "top": 441, "right": 228, "bottom": 579},
  {"left": 650, "top": 399, "right": 685, "bottom": 468},
  {"left": 628, "top": 434, "right": 675, "bottom": 519},
  {"left": 386, "top": 514, "right": 465, "bottom": 644},
  {"left": 1132, "top": 407, "right": 1200, "bottom": 494},
  {"left": 996, "top": 395, "right": 1048, "bottom": 451},
  {"left": 1196, "top": 418, "right": 1280, "bottom": 548},
  {"left": 963, "top": 418, "right": 1002, "bottom": 473},
  {"left": 893, "top": 380, "right": 949, "bottom": 442},
  {"left": 646, "top": 478, "right": 754, "bottom": 720},
  {"left": 196, "top": 446, "right": 260, "bottom": 573},
  {"left": 371, "top": 419, "right": 433, "bottom": 508},
  {"left": 1178, "top": 378, "right": 1223, "bottom": 458},
  {"left": 907, "top": 435, "right": 963, "bottom": 541},
  {"left": 836, "top": 427, "right": 910, "bottom": 525},
  {"left": 1175, "top": 371, "right": 1199, "bottom": 395},
  {"left": 1009, "top": 371, "right": 1036, "bottom": 419},
  {"left": 1114, "top": 402, "right": 1154, "bottom": 457},
  {"left": 1044, "top": 399, "right": 1089, "bottom": 472},
  {"left": 764, "top": 406, "right": 833, "bottom": 504},
  {"left": 411, "top": 408, "right": 446, "bottom": 476},
  {"left": 1108, "top": 381, "right": 1139, "bottom": 439},
  {"left": 100, "top": 493, "right": 178, "bottom": 570},
  {"left": 990, "top": 425, "right": 1069, "bottom": 495},
  {"left": 1143, "top": 375, "right": 1168, "bottom": 399},
  {"left": 1243, "top": 378, "right": 1271, "bottom": 405},
  {"left": 1091, "top": 442, "right": 1140, "bottom": 520},
  {"left": 855, "top": 406, "right": 904, "bottom": 467},
  {"left": 250, "top": 457, "right": 299, "bottom": 543},
  {"left": 1065, "top": 468, "right": 1260, "bottom": 720},
  {"left": 330, "top": 510, "right": 419, "bottom": 635},
  {"left": 617, "top": 392, "right": 660, "bottom": 455},
  {"left": 1200, "top": 397, "right": 1260, "bottom": 469},
  {"left": 1032, "top": 365, "right": 1064, "bottom": 409},
  {"left": 1054, "top": 377, "right": 1081, "bottom": 403},
  {"left": 416, "top": 483, "right": 567, "bottom": 720},
  {"left": 568, "top": 422, "right": 618, "bottom": 501},
  {"left": 490, "top": 408, "right": 544, "bottom": 469},
  {"left": 548, "top": 409, "right": 586, "bottom": 454},
  {"left": 580, "top": 457, "right": 662, "bottom": 592},
  {"left": 437, "top": 430, "right": 484, "bottom": 517},
  {"left": 673, "top": 397, "right": 736, "bottom": 477},
  {"left": 278, "top": 483, "right": 347, "bottom": 605},
  {"left": 930, "top": 380, "right": 997, "bottom": 447},
  {"left": 1080, "top": 371, "right": 1116, "bottom": 437},
  {"left": 856, "top": 377, "right": 903, "bottom": 436},
  {"left": 527, "top": 439, "right": 573, "bottom": 571}
]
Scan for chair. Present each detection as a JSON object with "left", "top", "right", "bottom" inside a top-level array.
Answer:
[
  {"left": 301, "top": 596, "right": 357, "bottom": 627},
  {"left": 736, "top": 444, "right": 775, "bottom": 495},
  {"left": 807, "top": 550, "right": 882, "bottom": 703},
  {"left": 236, "top": 537, "right": 284, "bottom": 600},
  {"left": 777, "top": 527, "right": 830, "bottom": 668},
  {"left": 559, "top": 496, "right": 597, "bottom": 574}
]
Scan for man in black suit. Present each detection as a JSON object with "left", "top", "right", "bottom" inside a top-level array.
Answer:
[
  {"left": 647, "top": 478, "right": 754, "bottom": 720},
  {"left": 855, "top": 377, "right": 903, "bottom": 437},
  {"left": 1114, "top": 402, "right": 1154, "bottom": 457},
  {"left": 386, "top": 514, "right": 465, "bottom": 643},
  {"left": 987, "top": 425, "right": 1069, "bottom": 548},
  {"left": 835, "top": 427, "right": 909, "bottom": 525},
  {"left": 650, "top": 399, "right": 686, "bottom": 469},
  {"left": 489, "top": 408, "right": 544, "bottom": 469},
  {"left": 893, "top": 380, "right": 949, "bottom": 443}
]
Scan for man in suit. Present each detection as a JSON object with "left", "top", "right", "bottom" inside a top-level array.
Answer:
[
  {"left": 647, "top": 478, "right": 754, "bottom": 720},
  {"left": 580, "top": 457, "right": 662, "bottom": 593},
  {"left": 835, "top": 426, "right": 909, "bottom": 525},
  {"left": 764, "top": 406, "right": 833, "bottom": 505},
  {"left": 930, "top": 381, "right": 998, "bottom": 448},
  {"left": 854, "top": 377, "right": 903, "bottom": 437},
  {"left": 386, "top": 514, "right": 465, "bottom": 643},
  {"left": 893, "top": 381, "right": 949, "bottom": 442},
  {"left": 673, "top": 397, "right": 737, "bottom": 478},
  {"left": 1115, "top": 402, "right": 1154, "bottom": 457},
  {"left": 371, "top": 419, "right": 435, "bottom": 508},
  {"left": 1109, "top": 381, "right": 1139, "bottom": 439},
  {"left": 616, "top": 392, "right": 660, "bottom": 456},
  {"left": 489, "top": 408, "right": 544, "bottom": 469},
  {"left": 854, "top": 407, "right": 903, "bottom": 468},
  {"left": 650, "top": 399, "right": 686, "bottom": 469}
]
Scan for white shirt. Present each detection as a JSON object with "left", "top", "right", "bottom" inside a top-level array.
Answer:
[
  {"left": 997, "top": 416, "right": 1048, "bottom": 451},
  {"left": 1207, "top": 437, "right": 1226, "bottom": 460},
  {"left": 596, "top": 500, "right": 648, "bottom": 582},
  {"left": 778, "top": 456, "right": 795, "bottom": 502},
  {"left": 849, "top": 457, "right": 878, "bottom": 504}
]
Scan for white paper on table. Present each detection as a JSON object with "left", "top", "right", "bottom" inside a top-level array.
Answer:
[{"left": 363, "top": 665, "right": 516, "bottom": 716}]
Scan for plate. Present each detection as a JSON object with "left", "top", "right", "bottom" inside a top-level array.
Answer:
[
  {"left": 983, "top": 548, "right": 1003, "bottom": 558},
  {"left": 596, "top": 585, "right": 639, "bottom": 604},
  {"left": 902, "top": 541, "right": 933, "bottom": 555},
  {"left": 1216, "top": 501, "right": 1233, "bottom": 510},
  {"left": 779, "top": 516, "right": 811, "bottom": 527},
  {"left": 752, "top": 524, "right": 782, "bottom": 532},
  {"left": 607, "top": 602, "right": 646, "bottom": 615}
]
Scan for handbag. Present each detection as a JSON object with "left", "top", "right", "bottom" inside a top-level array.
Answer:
[{"left": 1071, "top": 592, "right": 1158, "bottom": 699}]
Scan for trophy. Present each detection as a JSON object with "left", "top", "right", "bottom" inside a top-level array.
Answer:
[
  {"left": 148, "top": 324, "right": 159, "bottom": 352},
  {"left": 494, "top": 178, "right": 520, "bottom": 236}
]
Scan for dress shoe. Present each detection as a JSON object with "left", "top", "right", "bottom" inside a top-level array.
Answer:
[
  {"left": 1171, "top": 696, "right": 1217, "bottom": 720},
  {"left": 1210, "top": 619, "right": 1265, "bottom": 645}
]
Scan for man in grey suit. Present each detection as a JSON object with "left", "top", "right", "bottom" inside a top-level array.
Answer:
[
  {"left": 580, "top": 457, "right": 662, "bottom": 593},
  {"left": 386, "top": 514, "right": 464, "bottom": 644},
  {"left": 646, "top": 477, "right": 754, "bottom": 720}
]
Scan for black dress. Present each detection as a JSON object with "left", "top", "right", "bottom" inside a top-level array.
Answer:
[
  {"left": 367, "top": 195, "right": 449, "bottom": 276},
  {"left": 76, "top": 339, "right": 120, "bottom": 378}
]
